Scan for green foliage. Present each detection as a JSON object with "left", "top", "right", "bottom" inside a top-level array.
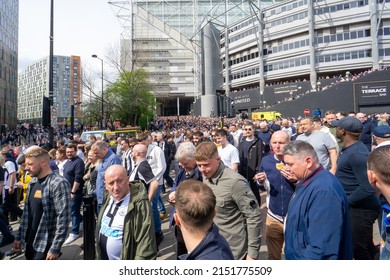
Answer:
[{"left": 105, "top": 69, "right": 156, "bottom": 127}]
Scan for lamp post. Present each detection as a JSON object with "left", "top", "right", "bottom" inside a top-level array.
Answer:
[
  {"left": 71, "top": 101, "right": 82, "bottom": 137},
  {"left": 92, "top": 54, "right": 104, "bottom": 129}
]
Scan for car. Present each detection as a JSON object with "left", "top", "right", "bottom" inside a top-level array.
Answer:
[
  {"left": 80, "top": 128, "right": 142, "bottom": 145},
  {"left": 80, "top": 130, "right": 109, "bottom": 143}
]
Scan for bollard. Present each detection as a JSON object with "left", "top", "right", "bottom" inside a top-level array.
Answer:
[{"left": 82, "top": 194, "right": 96, "bottom": 260}]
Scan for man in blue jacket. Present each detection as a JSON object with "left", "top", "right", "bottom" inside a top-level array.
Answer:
[
  {"left": 254, "top": 131, "right": 295, "bottom": 259},
  {"left": 283, "top": 140, "right": 352, "bottom": 260}
]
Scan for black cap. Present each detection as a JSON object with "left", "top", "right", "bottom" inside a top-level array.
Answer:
[{"left": 331, "top": 117, "right": 363, "bottom": 133}]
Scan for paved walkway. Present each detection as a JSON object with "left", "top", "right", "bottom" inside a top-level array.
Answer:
[
  {"left": 2, "top": 190, "right": 382, "bottom": 260},
  {"left": 2, "top": 190, "right": 268, "bottom": 260}
]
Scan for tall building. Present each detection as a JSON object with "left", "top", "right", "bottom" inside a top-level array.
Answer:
[
  {"left": 0, "top": 0, "right": 18, "bottom": 129},
  {"left": 109, "top": 0, "right": 284, "bottom": 116},
  {"left": 17, "top": 55, "right": 82, "bottom": 125}
]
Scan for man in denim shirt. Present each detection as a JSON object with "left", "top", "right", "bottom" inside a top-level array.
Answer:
[{"left": 92, "top": 141, "right": 122, "bottom": 213}]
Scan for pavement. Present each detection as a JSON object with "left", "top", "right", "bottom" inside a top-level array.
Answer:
[
  {"left": 1, "top": 189, "right": 269, "bottom": 260},
  {"left": 1, "top": 187, "right": 382, "bottom": 260}
]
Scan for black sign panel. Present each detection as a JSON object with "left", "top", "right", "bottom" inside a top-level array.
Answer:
[{"left": 354, "top": 80, "right": 390, "bottom": 111}]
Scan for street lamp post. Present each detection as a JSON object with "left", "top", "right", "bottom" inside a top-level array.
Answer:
[
  {"left": 92, "top": 54, "right": 104, "bottom": 129},
  {"left": 71, "top": 101, "right": 82, "bottom": 137}
]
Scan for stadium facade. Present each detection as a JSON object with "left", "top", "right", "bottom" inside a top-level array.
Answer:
[{"left": 221, "top": 0, "right": 390, "bottom": 117}]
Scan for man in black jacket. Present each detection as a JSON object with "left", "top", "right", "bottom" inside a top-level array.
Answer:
[
  {"left": 155, "top": 132, "right": 174, "bottom": 193},
  {"left": 238, "top": 121, "right": 264, "bottom": 205}
]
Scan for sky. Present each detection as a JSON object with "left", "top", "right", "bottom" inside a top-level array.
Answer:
[{"left": 18, "top": 0, "right": 123, "bottom": 73}]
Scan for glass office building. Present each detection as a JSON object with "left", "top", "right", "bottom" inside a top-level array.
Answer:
[
  {"left": 0, "top": 0, "right": 18, "bottom": 128},
  {"left": 109, "top": 0, "right": 284, "bottom": 115}
]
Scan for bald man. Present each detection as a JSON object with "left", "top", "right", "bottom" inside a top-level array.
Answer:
[
  {"left": 96, "top": 165, "right": 157, "bottom": 260},
  {"left": 130, "top": 144, "right": 159, "bottom": 202},
  {"left": 254, "top": 131, "right": 296, "bottom": 259}
]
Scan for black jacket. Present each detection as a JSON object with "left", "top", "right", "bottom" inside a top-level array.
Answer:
[
  {"left": 157, "top": 140, "right": 175, "bottom": 165},
  {"left": 238, "top": 135, "right": 264, "bottom": 186}
]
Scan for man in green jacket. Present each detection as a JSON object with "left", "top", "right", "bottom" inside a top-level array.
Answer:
[
  {"left": 96, "top": 165, "right": 157, "bottom": 260},
  {"left": 195, "top": 142, "right": 262, "bottom": 260}
]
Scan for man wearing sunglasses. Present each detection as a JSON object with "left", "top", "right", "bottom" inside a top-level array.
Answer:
[{"left": 238, "top": 121, "right": 265, "bottom": 205}]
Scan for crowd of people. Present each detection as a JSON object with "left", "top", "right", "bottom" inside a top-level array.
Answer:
[
  {"left": 0, "top": 109, "right": 389, "bottom": 260},
  {"left": 267, "top": 67, "right": 389, "bottom": 107}
]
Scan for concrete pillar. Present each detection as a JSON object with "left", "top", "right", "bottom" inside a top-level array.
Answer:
[{"left": 202, "top": 23, "right": 223, "bottom": 117}]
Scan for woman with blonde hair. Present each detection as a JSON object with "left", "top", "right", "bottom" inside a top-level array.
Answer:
[
  {"left": 48, "top": 148, "right": 59, "bottom": 172},
  {"left": 16, "top": 154, "right": 32, "bottom": 203},
  {"left": 83, "top": 149, "right": 101, "bottom": 195}
]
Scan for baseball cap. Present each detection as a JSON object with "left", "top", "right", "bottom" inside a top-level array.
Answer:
[
  {"left": 373, "top": 125, "right": 390, "bottom": 138},
  {"left": 331, "top": 116, "right": 363, "bottom": 133}
]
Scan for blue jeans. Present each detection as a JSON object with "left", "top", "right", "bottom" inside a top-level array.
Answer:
[
  {"left": 349, "top": 207, "right": 380, "bottom": 260},
  {"left": 151, "top": 185, "right": 163, "bottom": 233},
  {"left": 71, "top": 192, "right": 83, "bottom": 235},
  {"left": 158, "top": 192, "right": 166, "bottom": 214}
]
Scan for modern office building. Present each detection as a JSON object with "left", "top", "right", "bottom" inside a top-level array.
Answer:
[
  {"left": 109, "top": 0, "right": 285, "bottom": 116},
  {"left": 0, "top": 0, "right": 18, "bottom": 129},
  {"left": 220, "top": 0, "right": 390, "bottom": 115},
  {"left": 17, "top": 55, "right": 82, "bottom": 125}
]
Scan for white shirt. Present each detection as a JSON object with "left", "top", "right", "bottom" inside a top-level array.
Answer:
[
  {"left": 3, "top": 161, "right": 17, "bottom": 190},
  {"left": 146, "top": 144, "right": 166, "bottom": 185},
  {"left": 376, "top": 140, "right": 390, "bottom": 148},
  {"left": 99, "top": 193, "right": 130, "bottom": 260},
  {"left": 231, "top": 129, "right": 243, "bottom": 148},
  {"left": 57, "top": 159, "right": 68, "bottom": 177},
  {"left": 218, "top": 143, "right": 240, "bottom": 170},
  {"left": 77, "top": 149, "right": 85, "bottom": 161}
]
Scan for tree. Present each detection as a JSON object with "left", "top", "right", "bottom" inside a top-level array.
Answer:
[{"left": 105, "top": 69, "right": 156, "bottom": 127}]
